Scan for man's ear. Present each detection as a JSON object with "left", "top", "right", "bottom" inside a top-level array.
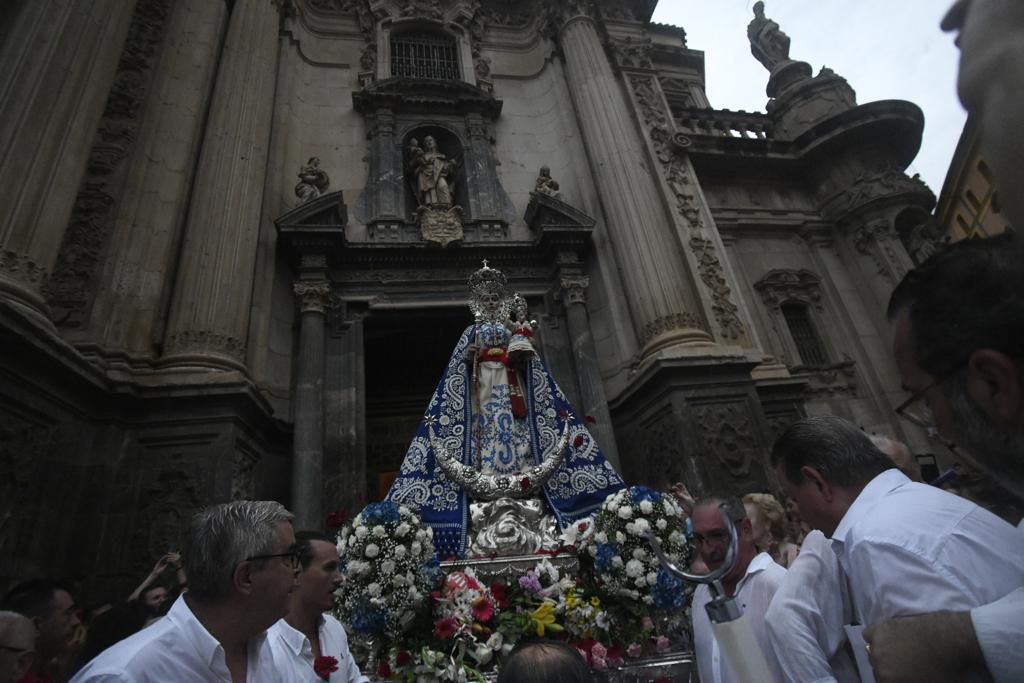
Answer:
[
  {"left": 800, "top": 465, "right": 834, "bottom": 502},
  {"left": 965, "top": 349, "right": 1023, "bottom": 421},
  {"left": 738, "top": 517, "right": 753, "bottom": 540},
  {"left": 233, "top": 560, "right": 256, "bottom": 597}
]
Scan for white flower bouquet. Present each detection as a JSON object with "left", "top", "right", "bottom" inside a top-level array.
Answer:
[
  {"left": 335, "top": 502, "right": 440, "bottom": 636},
  {"left": 582, "top": 485, "right": 693, "bottom": 610}
]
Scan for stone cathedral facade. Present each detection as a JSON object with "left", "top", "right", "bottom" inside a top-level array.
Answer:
[{"left": 0, "top": 0, "right": 939, "bottom": 593}]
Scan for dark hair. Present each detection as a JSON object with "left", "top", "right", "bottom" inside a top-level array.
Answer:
[
  {"left": 693, "top": 496, "right": 747, "bottom": 523},
  {"left": 887, "top": 232, "right": 1024, "bottom": 377},
  {"left": 771, "top": 416, "right": 894, "bottom": 488},
  {"left": 0, "top": 579, "right": 69, "bottom": 620},
  {"left": 497, "top": 640, "right": 591, "bottom": 683},
  {"left": 294, "top": 530, "right": 335, "bottom": 570}
]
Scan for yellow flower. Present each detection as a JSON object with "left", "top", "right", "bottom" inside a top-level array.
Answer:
[
  {"left": 590, "top": 596, "right": 601, "bottom": 608},
  {"left": 531, "top": 599, "right": 563, "bottom": 637}
]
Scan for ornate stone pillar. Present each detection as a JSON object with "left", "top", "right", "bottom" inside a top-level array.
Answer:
[
  {"left": 366, "top": 108, "right": 403, "bottom": 223},
  {"left": 291, "top": 279, "right": 331, "bottom": 530},
  {"left": 0, "top": 0, "right": 138, "bottom": 319},
  {"left": 325, "top": 304, "right": 367, "bottom": 519},
  {"left": 162, "top": 0, "right": 285, "bottom": 370},
  {"left": 550, "top": 4, "right": 711, "bottom": 357},
  {"left": 560, "top": 275, "right": 621, "bottom": 472}
]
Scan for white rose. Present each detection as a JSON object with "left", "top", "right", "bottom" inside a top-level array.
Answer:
[
  {"left": 365, "top": 543, "right": 380, "bottom": 559},
  {"left": 393, "top": 574, "right": 406, "bottom": 587},
  {"left": 372, "top": 525, "right": 387, "bottom": 538},
  {"left": 634, "top": 576, "right": 647, "bottom": 588},
  {"left": 588, "top": 545, "right": 597, "bottom": 556},
  {"left": 425, "top": 527, "right": 434, "bottom": 538},
  {"left": 624, "top": 522, "right": 635, "bottom": 535},
  {"left": 646, "top": 572, "right": 658, "bottom": 586},
  {"left": 595, "top": 531, "right": 608, "bottom": 544},
  {"left": 381, "top": 559, "right": 396, "bottom": 575},
  {"left": 663, "top": 499, "right": 675, "bottom": 515},
  {"left": 616, "top": 531, "right": 626, "bottom": 544},
  {"left": 632, "top": 547, "right": 646, "bottom": 561},
  {"left": 348, "top": 535, "right": 357, "bottom": 547},
  {"left": 409, "top": 587, "right": 421, "bottom": 602},
  {"left": 611, "top": 555, "right": 624, "bottom": 569},
  {"left": 669, "top": 531, "right": 684, "bottom": 544},
  {"left": 394, "top": 522, "right": 410, "bottom": 537},
  {"left": 399, "top": 505, "right": 411, "bottom": 515},
  {"left": 415, "top": 529, "right": 425, "bottom": 541},
  {"left": 394, "top": 545, "right": 408, "bottom": 559},
  {"left": 608, "top": 500, "right": 620, "bottom": 513},
  {"left": 355, "top": 526, "right": 368, "bottom": 539},
  {"left": 642, "top": 595, "right": 654, "bottom": 605},
  {"left": 632, "top": 518, "right": 651, "bottom": 535},
  {"left": 656, "top": 518, "right": 668, "bottom": 530},
  {"left": 617, "top": 506, "right": 633, "bottom": 520},
  {"left": 367, "top": 582, "right": 381, "bottom": 597},
  {"left": 640, "top": 500, "right": 654, "bottom": 514},
  {"left": 411, "top": 541, "right": 422, "bottom": 555},
  {"left": 625, "top": 559, "right": 644, "bottom": 578}
]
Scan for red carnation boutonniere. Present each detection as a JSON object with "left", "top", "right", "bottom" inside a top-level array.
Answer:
[{"left": 314, "top": 655, "right": 339, "bottom": 680}]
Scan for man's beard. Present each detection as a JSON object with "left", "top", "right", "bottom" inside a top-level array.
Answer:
[{"left": 945, "top": 380, "right": 1024, "bottom": 504}]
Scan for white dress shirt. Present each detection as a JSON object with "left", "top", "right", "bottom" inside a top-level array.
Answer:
[
  {"left": 831, "top": 469, "right": 1024, "bottom": 628},
  {"left": 71, "top": 595, "right": 279, "bottom": 682},
  {"left": 268, "top": 615, "right": 367, "bottom": 683},
  {"left": 970, "top": 519, "right": 1024, "bottom": 683},
  {"left": 692, "top": 551, "right": 786, "bottom": 683},
  {"left": 765, "top": 530, "right": 861, "bottom": 683}
]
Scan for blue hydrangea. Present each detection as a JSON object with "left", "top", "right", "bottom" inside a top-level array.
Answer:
[
  {"left": 419, "top": 557, "right": 441, "bottom": 586},
  {"left": 350, "top": 600, "right": 388, "bottom": 634},
  {"left": 361, "top": 501, "right": 401, "bottom": 526},
  {"left": 651, "top": 568, "right": 687, "bottom": 610},
  {"left": 630, "top": 485, "right": 663, "bottom": 503},
  {"left": 594, "top": 542, "right": 620, "bottom": 572}
]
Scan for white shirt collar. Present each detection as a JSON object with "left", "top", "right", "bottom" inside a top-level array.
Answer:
[
  {"left": 274, "top": 615, "right": 329, "bottom": 657},
  {"left": 736, "top": 551, "right": 775, "bottom": 592},
  {"left": 832, "top": 468, "right": 908, "bottom": 544},
  {"left": 167, "top": 595, "right": 227, "bottom": 671}
]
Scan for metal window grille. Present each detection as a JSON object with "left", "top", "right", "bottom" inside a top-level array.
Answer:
[
  {"left": 390, "top": 31, "right": 459, "bottom": 81},
  {"left": 782, "top": 303, "right": 828, "bottom": 367}
]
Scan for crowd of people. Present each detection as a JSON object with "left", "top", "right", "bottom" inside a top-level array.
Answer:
[{"left": 2, "top": 0, "right": 1022, "bottom": 681}]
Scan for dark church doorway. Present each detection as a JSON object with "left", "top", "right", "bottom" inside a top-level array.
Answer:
[{"left": 363, "top": 306, "right": 471, "bottom": 500}]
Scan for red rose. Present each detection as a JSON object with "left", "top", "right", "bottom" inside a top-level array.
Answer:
[
  {"left": 577, "top": 521, "right": 588, "bottom": 532},
  {"left": 573, "top": 435, "right": 585, "bottom": 448},
  {"left": 376, "top": 661, "right": 392, "bottom": 678},
  {"left": 520, "top": 476, "right": 531, "bottom": 490},
  {"left": 396, "top": 650, "right": 412, "bottom": 667},
  {"left": 314, "top": 655, "right": 339, "bottom": 680},
  {"left": 490, "top": 582, "right": 510, "bottom": 609},
  {"left": 434, "top": 617, "right": 459, "bottom": 639}
]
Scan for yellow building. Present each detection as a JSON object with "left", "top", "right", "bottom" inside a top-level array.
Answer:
[{"left": 936, "top": 117, "right": 1012, "bottom": 240}]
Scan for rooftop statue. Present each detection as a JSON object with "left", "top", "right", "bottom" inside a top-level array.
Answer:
[
  {"left": 386, "top": 262, "right": 625, "bottom": 557},
  {"left": 294, "top": 156, "right": 329, "bottom": 204},
  {"left": 747, "top": 1, "right": 791, "bottom": 71}
]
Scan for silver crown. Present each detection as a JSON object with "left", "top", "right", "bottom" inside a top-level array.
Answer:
[{"left": 468, "top": 260, "right": 511, "bottom": 321}]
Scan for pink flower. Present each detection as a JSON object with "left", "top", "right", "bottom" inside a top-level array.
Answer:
[
  {"left": 626, "top": 643, "right": 643, "bottom": 658},
  {"left": 592, "top": 656, "right": 608, "bottom": 670},
  {"left": 434, "top": 617, "right": 458, "bottom": 640},
  {"left": 592, "top": 642, "right": 608, "bottom": 661},
  {"left": 655, "top": 635, "right": 671, "bottom": 652},
  {"left": 472, "top": 598, "right": 495, "bottom": 623}
]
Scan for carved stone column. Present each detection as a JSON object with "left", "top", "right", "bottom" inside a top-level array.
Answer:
[
  {"left": 366, "top": 108, "right": 403, "bottom": 223},
  {"left": 0, "top": 0, "right": 138, "bottom": 319},
  {"left": 853, "top": 220, "right": 915, "bottom": 287},
  {"left": 291, "top": 279, "right": 331, "bottom": 530},
  {"left": 550, "top": 5, "right": 711, "bottom": 357},
  {"left": 560, "top": 275, "right": 621, "bottom": 472},
  {"left": 161, "top": 0, "right": 285, "bottom": 370}
]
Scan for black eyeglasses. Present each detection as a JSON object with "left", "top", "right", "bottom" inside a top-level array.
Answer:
[
  {"left": 894, "top": 362, "right": 966, "bottom": 432},
  {"left": 246, "top": 548, "right": 301, "bottom": 569}
]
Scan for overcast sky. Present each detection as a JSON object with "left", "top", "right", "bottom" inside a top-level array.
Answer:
[{"left": 650, "top": 0, "right": 966, "bottom": 195}]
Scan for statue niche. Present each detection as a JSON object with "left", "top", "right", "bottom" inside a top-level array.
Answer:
[{"left": 405, "top": 130, "right": 464, "bottom": 247}]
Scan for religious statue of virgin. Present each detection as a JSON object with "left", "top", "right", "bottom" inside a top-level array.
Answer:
[{"left": 386, "top": 262, "right": 625, "bottom": 558}]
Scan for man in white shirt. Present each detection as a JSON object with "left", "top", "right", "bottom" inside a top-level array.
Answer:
[
  {"left": 269, "top": 531, "right": 366, "bottom": 683},
  {"left": 772, "top": 417, "right": 1024, "bottom": 680},
  {"left": 690, "top": 496, "right": 786, "bottom": 683},
  {"left": 764, "top": 530, "right": 860, "bottom": 683},
  {"left": 72, "top": 500, "right": 300, "bottom": 683}
]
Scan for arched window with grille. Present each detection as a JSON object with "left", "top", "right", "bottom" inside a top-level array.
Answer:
[
  {"left": 781, "top": 302, "right": 828, "bottom": 368},
  {"left": 390, "top": 30, "right": 460, "bottom": 81}
]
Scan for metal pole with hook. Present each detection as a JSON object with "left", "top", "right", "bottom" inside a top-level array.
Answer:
[{"left": 645, "top": 504, "right": 774, "bottom": 682}]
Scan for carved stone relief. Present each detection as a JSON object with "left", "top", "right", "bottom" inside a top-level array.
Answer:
[
  {"left": 44, "top": 0, "right": 171, "bottom": 326},
  {"left": 853, "top": 220, "right": 913, "bottom": 285},
  {"left": 753, "top": 269, "right": 823, "bottom": 309},
  {"left": 827, "top": 161, "right": 934, "bottom": 221},
  {"left": 607, "top": 36, "right": 653, "bottom": 71},
  {"left": 231, "top": 449, "right": 259, "bottom": 500},
  {"left": 163, "top": 330, "right": 247, "bottom": 360},
  {"left": 293, "top": 280, "right": 333, "bottom": 313},
  {"left": 693, "top": 402, "right": 758, "bottom": 480},
  {"left": 132, "top": 457, "right": 203, "bottom": 565}
]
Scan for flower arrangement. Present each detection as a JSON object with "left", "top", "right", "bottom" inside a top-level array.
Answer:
[
  {"left": 335, "top": 502, "right": 440, "bottom": 636},
  {"left": 582, "top": 485, "right": 693, "bottom": 611}
]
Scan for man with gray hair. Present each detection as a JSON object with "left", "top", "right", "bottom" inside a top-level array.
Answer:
[
  {"left": 868, "top": 433, "right": 921, "bottom": 482},
  {"left": 72, "top": 500, "right": 300, "bottom": 682},
  {"left": 0, "top": 611, "right": 34, "bottom": 683},
  {"left": 690, "top": 496, "right": 786, "bottom": 683},
  {"left": 772, "top": 417, "right": 1024, "bottom": 660}
]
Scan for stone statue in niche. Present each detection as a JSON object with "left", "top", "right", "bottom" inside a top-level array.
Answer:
[
  {"left": 294, "top": 157, "right": 330, "bottom": 204},
  {"left": 406, "top": 135, "right": 463, "bottom": 246},
  {"left": 534, "top": 166, "right": 562, "bottom": 199},
  {"left": 747, "top": 1, "right": 791, "bottom": 71}
]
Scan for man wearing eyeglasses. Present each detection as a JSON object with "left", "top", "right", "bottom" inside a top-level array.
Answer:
[
  {"left": 0, "top": 611, "right": 35, "bottom": 683},
  {"left": 690, "top": 496, "right": 786, "bottom": 683},
  {"left": 71, "top": 500, "right": 300, "bottom": 682},
  {"left": 860, "top": 234, "right": 1024, "bottom": 682}
]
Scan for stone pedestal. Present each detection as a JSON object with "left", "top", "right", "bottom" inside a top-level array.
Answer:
[
  {"left": 0, "top": 0, "right": 137, "bottom": 319},
  {"left": 162, "top": 0, "right": 284, "bottom": 371}
]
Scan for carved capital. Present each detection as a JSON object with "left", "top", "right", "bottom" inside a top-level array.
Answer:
[
  {"left": 545, "top": 0, "right": 597, "bottom": 34},
  {"left": 560, "top": 276, "right": 590, "bottom": 305},
  {"left": 754, "top": 268, "right": 823, "bottom": 309},
  {"left": 607, "top": 36, "right": 653, "bottom": 71},
  {"left": 293, "top": 280, "right": 332, "bottom": 313}
]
